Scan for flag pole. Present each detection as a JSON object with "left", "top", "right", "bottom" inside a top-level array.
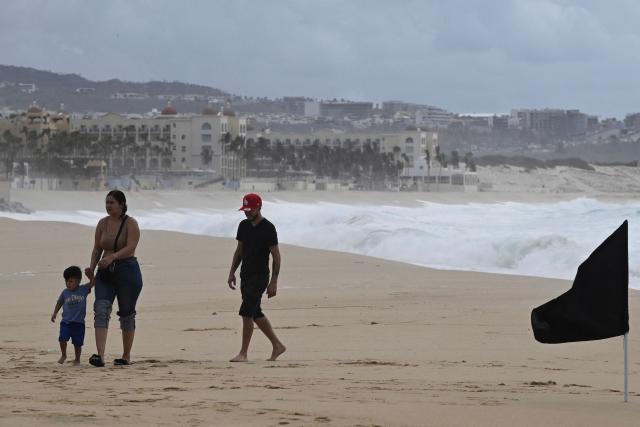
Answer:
[{"left": 624, "top": 333, "right": 628, "bottom": 402}]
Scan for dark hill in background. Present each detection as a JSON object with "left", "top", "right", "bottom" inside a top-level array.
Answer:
[{"left": 0, "top": 64, "right": 230, "bottom": 114}]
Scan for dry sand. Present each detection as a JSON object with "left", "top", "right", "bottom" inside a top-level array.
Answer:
[
  {"left": 1, "top": 216, "right": 639, "bottom": 426},
  {"left": 476, "top": 164, "right": 640, "bottom": 198}
]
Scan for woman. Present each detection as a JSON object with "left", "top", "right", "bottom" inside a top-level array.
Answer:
[{"left": 86, "top": 190, "right": 142, "bottom": 367}]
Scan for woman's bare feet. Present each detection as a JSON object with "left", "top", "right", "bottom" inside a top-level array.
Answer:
[
  {"left": 267, "top": 344, "right": 286, "bottom": 361},
  {"left": 230, "top": 353, "right": 248, "bottom": 362}
]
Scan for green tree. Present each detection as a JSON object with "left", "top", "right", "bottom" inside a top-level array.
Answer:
[
  {"left": 201, "top": 146, "right": 213, "bottom": 168},
  {"left": 451, "top": 150, "right": 460, "bottom": 168},
  {"left": 0, "top": 130, "right": 23, "bottom": 178}
]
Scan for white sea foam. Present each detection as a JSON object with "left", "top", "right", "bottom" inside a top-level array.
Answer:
[{"left": 2, "top": 198, "right": 638, "bottom": 289}]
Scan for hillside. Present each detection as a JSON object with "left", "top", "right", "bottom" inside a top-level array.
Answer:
[{"left": 0, "top": 64, "right": 230, "bottom": 113}]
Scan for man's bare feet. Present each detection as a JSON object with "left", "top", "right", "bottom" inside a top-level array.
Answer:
[
  {"left": 267, "top": 344, "right": 286, "bottom": 361},
  {"left": 72, "top": 360, "right": 81, "bottom": 366},
  {"left": 230, "top": 353, "right": 248, "bottom": 362},
  {"left": 57, "top": 355, "right": 67, "bottom": 364}
]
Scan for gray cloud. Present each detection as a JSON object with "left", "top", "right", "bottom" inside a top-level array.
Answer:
[{"left": 1, "top": 0, "right": 639, "bottom": 117}]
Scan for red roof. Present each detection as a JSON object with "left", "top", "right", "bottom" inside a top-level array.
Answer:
[
  {"left": 202, "top": 106, "right": 219, "bottom": 115},
  {"left": 161, "top": 105, "right": 177, "bottom": 115}
]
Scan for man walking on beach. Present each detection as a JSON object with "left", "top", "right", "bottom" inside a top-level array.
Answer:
[{"left": 227, "top": 193, "right": 286, "bottom": 362}]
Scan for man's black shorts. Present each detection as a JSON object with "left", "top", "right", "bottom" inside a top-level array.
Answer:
[{"left": 239, "top": 274, "right": 269, "bottom": 318}]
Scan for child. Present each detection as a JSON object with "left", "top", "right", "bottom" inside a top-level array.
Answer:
[{"left": 50, "top": 266, "right": 95, "bottom": 365}]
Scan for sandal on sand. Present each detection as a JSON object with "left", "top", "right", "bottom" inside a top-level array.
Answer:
[
  {"left": 113, "top": 358, "right": 130, "bottom": 366},
  {"left": 89, "top": 354, "right": 105, "bottom": 367}
]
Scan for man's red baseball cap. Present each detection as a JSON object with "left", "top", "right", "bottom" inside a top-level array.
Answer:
[{"left": 239, "top": 193, "right": 262, "bottom": 211}]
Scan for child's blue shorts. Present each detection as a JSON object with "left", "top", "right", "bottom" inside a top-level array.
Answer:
[{"left": 59, "top": 322, "right": 85, "bottom": 346}]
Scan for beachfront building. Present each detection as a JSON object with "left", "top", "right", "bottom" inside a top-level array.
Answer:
[
  {"left": 510, "top": 108, "right": 589, "bottom": 137},
  {"left": 71, "top": 104, "right": 247, "bottom": 173},
  {"left": 248, "top": 128, "right": 439, "bottom": 169},
  {"left": 0, "top": 103, "right": 71, "bottom": 147},
  {"left": 414, "top": 106, "right": 455, "bottom": 129},
  {"left": 400, "top": 155, "right": 479, "bottom": 192},
  {"left": 318, "top": 101, "right": 374, "bottom": 120}
]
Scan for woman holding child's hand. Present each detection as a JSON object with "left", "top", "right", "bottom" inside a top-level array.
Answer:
[{"left": 86, "top": 190, "right": 143, "bottom": 367}]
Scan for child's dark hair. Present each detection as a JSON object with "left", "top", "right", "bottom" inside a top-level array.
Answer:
[
  {"left": 63, "top": 266, "right": 82, "bottom": 281},
  {"left": 106, "top": 190, "right": 128, "bottom": 216}
]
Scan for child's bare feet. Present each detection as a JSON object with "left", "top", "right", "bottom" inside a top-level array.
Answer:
[
  {"left": 57, "top": 355, "right": 67, "bottom": 364},
  {"left": 267, "top": 344, "right": 286, "bottom": 361},
  {"left": 230, "top": 353, "right": 248, "bottom": 362}
]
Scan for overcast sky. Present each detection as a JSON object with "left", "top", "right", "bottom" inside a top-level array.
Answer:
[{"left": 2, "top": 0, "right": 639, "bottom": 117}]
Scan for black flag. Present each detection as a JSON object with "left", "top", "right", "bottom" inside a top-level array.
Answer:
[{"left": 531, "top": 221, "right": 629, "bottom": 343}]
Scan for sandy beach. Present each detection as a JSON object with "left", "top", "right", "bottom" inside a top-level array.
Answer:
[{"left": 1, "top": 206, "right": 639, "bottom": 426}]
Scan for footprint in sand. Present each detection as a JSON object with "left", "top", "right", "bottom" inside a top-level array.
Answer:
[
  {"left": 338, "top": 360, "right": 417, "bottom": 367},
  {"left": 163, "top": 386, "right": 187, "bottom": 391},
  {"left": 526, "top": 381, "right": 557, "bottom": 386},
  {"left": 263, "top": 363, "right": 306, "bottom": 368}
]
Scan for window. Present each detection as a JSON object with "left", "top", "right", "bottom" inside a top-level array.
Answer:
[
  {"left": 181, "top": 157, "right": 186, "bottom": 163},
  {"left": 201, "top": 134, "right": 212, "bottom": 142},
  {"left": 181, "top": 134, "right": 185, "bottom": 140},
  {"left": 201, "top": 122, "right": 212, "bottom": 130},
  {"left": 181, "top": 146, "right": 186, "bottom": 152}
]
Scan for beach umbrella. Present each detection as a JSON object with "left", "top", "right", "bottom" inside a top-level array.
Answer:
[{"left": 531, "top": 220, "right": 630, "bottom": 401}]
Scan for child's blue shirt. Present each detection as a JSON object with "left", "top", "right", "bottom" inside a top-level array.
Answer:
[{"left": 57, "top": 284, "right": 91, "bottom": 324}]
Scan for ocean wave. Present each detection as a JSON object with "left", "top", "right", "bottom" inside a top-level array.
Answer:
[{"left": 2, "top": 198, "right": 638, "bottom": 289}]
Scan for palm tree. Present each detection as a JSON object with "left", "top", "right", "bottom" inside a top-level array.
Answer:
[
  {"left": 435, "top": 147, "right": 447, "bottom": 192},
  {"left": 464, "top": 152, "right": 476, "bottom": 172},
  {"left": 1, "top": 130, "right": 23, "bottom": 179},
  {"left": 425, "top": 148, "right": 431, "bottom": 191},
  {"left": 90, "top": 135, "right": 113, "bottom": 175},
  {"left": 201, "top": 146, "right": 213, "bottom": 168},
  {"left": 451, "top": 150, "right": 460, "bottom": 169},
  {"left": 158, "top": 135, "right": 174, "bottom": 170}
]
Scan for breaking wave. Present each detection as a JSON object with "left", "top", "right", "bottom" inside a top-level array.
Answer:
[{"left": 2, "top": 197, "right": 638, "bottom": 289}]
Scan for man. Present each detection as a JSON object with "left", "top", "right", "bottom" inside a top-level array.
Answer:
[{"left": 227, "top": 193, "right": 286, "bottom": 362}]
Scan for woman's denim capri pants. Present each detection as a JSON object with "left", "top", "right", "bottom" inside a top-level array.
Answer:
[{"left": 94, "top": 257, "right": 143, "bottom": 331}]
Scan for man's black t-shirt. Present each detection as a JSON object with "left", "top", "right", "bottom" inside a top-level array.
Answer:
[{"left": 236, "top": 218, "right": 278, "bottom": 279}]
